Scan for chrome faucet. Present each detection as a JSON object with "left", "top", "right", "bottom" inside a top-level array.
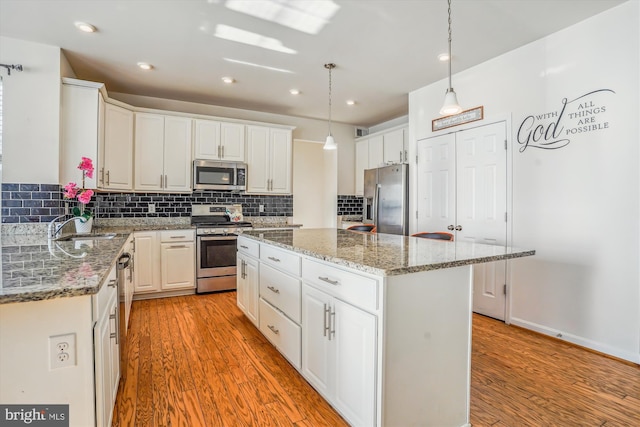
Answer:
[{"left": 48, "top": 215, "right": 77, "bottom": 240}]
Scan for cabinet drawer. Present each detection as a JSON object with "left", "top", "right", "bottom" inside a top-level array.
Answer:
[
  {"left": 259, "top": 298, "right": 301, "bottom": 370},
  {"left": 261, "top": 244, "right": 301, "bottom": 276},
  {"left": 93, "top": 265, "right": 117, "bottom": 321},
  {"left": 302, "top": 258, "right": 379, "bottom": 313},
  {"left": 237, "top": 236, "right": 259, "bottom": 258},
  {"left": 160, "top": 229, "right": 194, "bottom": 242},
  {"left": 260, "top": 263, "right": 301, "bottom": 324}
]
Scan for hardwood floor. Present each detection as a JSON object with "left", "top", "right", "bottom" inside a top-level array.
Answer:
[{"left": 113, "top": 292, "right": 640, "bottom": 426}]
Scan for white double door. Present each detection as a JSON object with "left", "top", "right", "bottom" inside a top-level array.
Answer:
[{"left": 417, "top": 121, "right": 508, "bottom": 320}]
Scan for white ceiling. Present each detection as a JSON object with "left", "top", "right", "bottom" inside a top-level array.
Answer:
[{"left": 0, "top": 0, "right": 625, "bottom": 127}]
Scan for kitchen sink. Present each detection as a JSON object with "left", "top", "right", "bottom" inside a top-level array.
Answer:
[{"left": 55, "top": 233, "right": 117, "bottom": 242}]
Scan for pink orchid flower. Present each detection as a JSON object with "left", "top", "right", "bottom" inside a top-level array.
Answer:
[
  {"left": 63, "top": 182, "right": 78, "bottom": 199},
  {"left": 78, "top": 157, "right": 94, "bottom": 179},
  {"left": 77, "top": 189, "right": 94, "bottom": 204}
]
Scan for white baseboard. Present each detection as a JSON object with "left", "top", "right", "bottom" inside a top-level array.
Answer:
[{"left": 509, "top": 317, "right": 640, "bottom": 364}]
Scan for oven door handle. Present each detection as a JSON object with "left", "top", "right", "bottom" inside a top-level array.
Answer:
[{"left": 198, "top": 235, "right": 238, "bottom": 241}]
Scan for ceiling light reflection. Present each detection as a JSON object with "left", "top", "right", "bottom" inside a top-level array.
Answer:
[
  {"left": 223, "top": 58, "right": 294, "bottom": 74},
  {"left": 225, "top": 0, "right": 340, "bottom": 35},
  {"left": 215, "top": 24, "right": 297, "bottom": 54}
]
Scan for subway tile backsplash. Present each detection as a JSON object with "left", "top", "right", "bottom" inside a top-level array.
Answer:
[
  {"left": 2, "top": 183, "right": 360, "bottom": 224},
  {"left": 337, "top": 195, "right": 363, "bottom": 216}
]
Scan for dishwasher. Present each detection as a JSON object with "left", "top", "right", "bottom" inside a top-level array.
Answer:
[{"left": 117, "top": 252, "right": 131, "bottom": 380}]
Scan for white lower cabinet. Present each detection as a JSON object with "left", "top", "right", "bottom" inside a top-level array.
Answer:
[
  {"left": 237, "top": 236, "right": 378, "bottom": 426},
  {"left": 237, "top": 251, "right": 259, "bottom": 326},
  {"left": 134, "top": 230, "right": 195, "bottom": 297},
  {"left": 302, "top": 283, "right": 377, "bottom": 427},
  {"left": 93, "top": 265, "right": 120, "bottom": 427}
]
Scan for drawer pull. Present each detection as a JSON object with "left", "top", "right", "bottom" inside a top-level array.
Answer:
[
  {"left": 319, "top": 276, "right": 340, "bottom": 286},
  {"left": 170, "top": 235, "right": 186, "bottom": 239},
  {"left": 268, "top": 256, "right": 281, "bottom": 262},
  {"left": 240, "top": 245, "right": 249, "bottom": 249},
  {"left": 267, "top": 286, "right": 280, "bottom": 294},
  {"left": 169, "top": 245, "right": 187, "bottom": 249},
  {"left": 107, "top": 279, "right": 117, "bottom": 288},
  {"left": 267, "top": 324, "right": 280, "bottom": 335}
]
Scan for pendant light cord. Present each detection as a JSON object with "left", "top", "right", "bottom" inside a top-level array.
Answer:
[
  {"left": 447, "top": 0, "right": 453, "bottom": 91},
  {"left": 325, "top": 63, "right": 335, "bottom": 136}
]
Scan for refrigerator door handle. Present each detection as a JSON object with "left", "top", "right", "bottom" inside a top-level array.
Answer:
[{"left": 373, "top": 183, "right": 381, "bottom": 227}]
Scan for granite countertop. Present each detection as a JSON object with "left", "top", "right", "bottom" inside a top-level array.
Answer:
[
  {"left": 242, "top": 228, "right": 535, "bottom": 276},
  {"left": 1, "top": 232, "right": 130, "bottom": 304}
]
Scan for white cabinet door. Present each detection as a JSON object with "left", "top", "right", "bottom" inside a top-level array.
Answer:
[
  {"left": 163, "top": 116, "right": 192, "bottom": 192},
  {"left": 93, "top": 307, "right": 111, "bottom": 427},
  {"left": 133, "top": 231, "right": 160, "bottom": 293},
  {"left": 246, "top": 125, "right": 271, "bottom": 193},
  {"left": 333, "top": 299, "right": 377, "bottom": 427},
  {"left": 269, "top": 128, "right": 292, "bottom": 194},
  {"left": 355, "top": 139, "right": 369, "bottom": 196},
  {"left": 220, "top": 122, "right": 246, "bottom": 162},
  {"left": 383, "top": 128, "right": 405, "bottom": 164},
  {"left": 160, "top": 241, "right": 195, "bottom": 290},
  {"left": 193, "top": 119, "right": 221, "bottom": 159},
  {"left": 103, "top": 103, "right": 134, "bottom": 190},
  {"left": 134, "top": 113, "right": 165, "bottom": 191},
  {"left": 237, "top": 253, "right": 259, "bottom": 326},
  {"left": 368, "top": 135, "right": 384, "bottom": 168},
  {"left": 301, "top": 284, "right": 333, "bottom": 398}
]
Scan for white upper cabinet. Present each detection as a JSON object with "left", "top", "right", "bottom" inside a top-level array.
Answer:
[
  {"left": 102, "top": 103, "right": 134, "bottom": 190},
  {"left": 134, "top": 113, "right": 192, "bottom": 192},
  {"left": 246, "top": 125, "right": 292, "bottom": 194},
  {"left": 383, "top": 127, "right": 407, "bottom": 164},
  {"left": 354, "top": 126, "right": 408, "bottom": 195},
  {"left": 60, "top": 79, "right": 134, "bottom": 191},
  {"left": 194, "top": 119, "right": 246, "bottom": 162}
]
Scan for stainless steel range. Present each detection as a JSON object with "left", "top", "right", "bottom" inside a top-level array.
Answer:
[{"left": 191, "top": 204, "right": 252, "bottom": 293}]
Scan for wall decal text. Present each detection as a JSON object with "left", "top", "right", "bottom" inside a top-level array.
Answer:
[{"left": 517, "top": 89, "right": 614, "bottom": 152}]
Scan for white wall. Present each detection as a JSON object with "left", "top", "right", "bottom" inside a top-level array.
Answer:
[
  {"left": 292, "top": 139, "right": 337, "bottom": 228},
  {"left": 409, "top": 2, "right": 639, "bottom": 362},
  {"left": 111, "top": 92, "right": 356, "bottom": 195},
  {"left": 0, "top": 37, "right": 62, "bottom": 183}
]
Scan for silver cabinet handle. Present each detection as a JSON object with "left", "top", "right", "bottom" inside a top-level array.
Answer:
[
  {"left": 170, "top": 235, "right": 186, "bottom": 239},
  {"left": 404, "top": 150, "right": 407, "bottom": 162},
  {"left": 329, "top": 307, "right": 336, "bottom": 341},
  {"left": 323, "top": 303, "right": 330, "bottom": 337},
  {"left": 107, "top": 279, "right": 116, "bottom": 288},
  {"left": 318, "top": 276, "right": 339, "bottom": 286},
  {"left": 267, "top": 285, "right": 280, "bottom": 294},
  {"left": 400, "top": 150, "right": 403, "bottom": 163},
  {"left": 169, "top": 245, "right": 186, "bottom": 248},
  {"left": 165, "top": 174, "right": 168, "bottom": 188},
  {"left": 110, "top": 307, "right": 119, "bottom": 344},
  {"left": 455, "top": 225, "right": 462, "bottom": 231},
  {"left": 240, "top": 245, "right": 249, "bottom": 249},
  {"left": 218, "top": 145, "right": 222, "bottom": 158},
  {"left": 242, "top": 260, "right": 246, "bottom": 279},
  {"left": 267, "top": 256, "right": 281, "bottom": 262},
  {"left": 267, "top": 324, "right": 279, "bottom": 335},
  {"left": 106, "top": 170, "right": 110, "bottom": 185},
  {"left": 222, "top": 145, "right": 225, "bottom": 158},
  {"left": 447, "top": 225, "right": 455, "bottom": 231},
  {"left": 100, "top": 167, "right": 104, "bottom": 185}
]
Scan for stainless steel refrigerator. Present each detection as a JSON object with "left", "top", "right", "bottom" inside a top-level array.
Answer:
[{"left": 363, "top": 164, "right": 409, "bottom": 235}]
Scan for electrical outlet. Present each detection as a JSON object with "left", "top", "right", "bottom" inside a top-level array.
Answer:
[
  {"left": 148, "top": 203, "right": 156, "bottom": 213},
  {"left": 50, "top": 333, "right": 76, "bottom": 369},
  {"left": 259, "top": 204, "right": 265, "bottom": 213}
]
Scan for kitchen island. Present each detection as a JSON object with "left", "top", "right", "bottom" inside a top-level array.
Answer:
[{"left": 238, "top": 228, "right": 534, "bottom": 427}]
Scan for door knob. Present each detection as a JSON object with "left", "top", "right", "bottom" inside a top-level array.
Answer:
[
  {"left": 455, "top": 225, "right": 462, "bottom": 231},
  {"left": 447, "top": 225, "right": 455, "bottom": 230}
]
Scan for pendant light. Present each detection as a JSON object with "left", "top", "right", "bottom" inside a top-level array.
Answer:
[
  {"left": 440, "top": 0, "right": 462, "bottom": 116},
  {"left": 323, "top": 63, "right": 337, "bottom": 150}
]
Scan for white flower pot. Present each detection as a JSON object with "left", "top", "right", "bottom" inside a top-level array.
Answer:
[{"left": 74, "top": 217, "right": 93, "bottom": 234}]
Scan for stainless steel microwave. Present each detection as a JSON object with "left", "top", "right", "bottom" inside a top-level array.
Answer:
[{"left": 193, "top": 160, "right": 247, "bottom": 191}]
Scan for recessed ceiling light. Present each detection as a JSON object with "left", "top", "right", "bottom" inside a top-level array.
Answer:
[
  {"left": 289, "top": 89, "right": 300, "bottom": 95},
  {"left": 346, "top": 100, "right": 356, "bottom": 106},
  {"left": 222, "top": 77, "right": 235, "bottom": 84},
  {"left": 74, "top": 22, "right": 97, "bottom": 33},
  {"left": 137, "top": 62, "right": 153, "bottom": 70},
  {"left": 438, "top": 53, "right": 450, "bottom": 62}
]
